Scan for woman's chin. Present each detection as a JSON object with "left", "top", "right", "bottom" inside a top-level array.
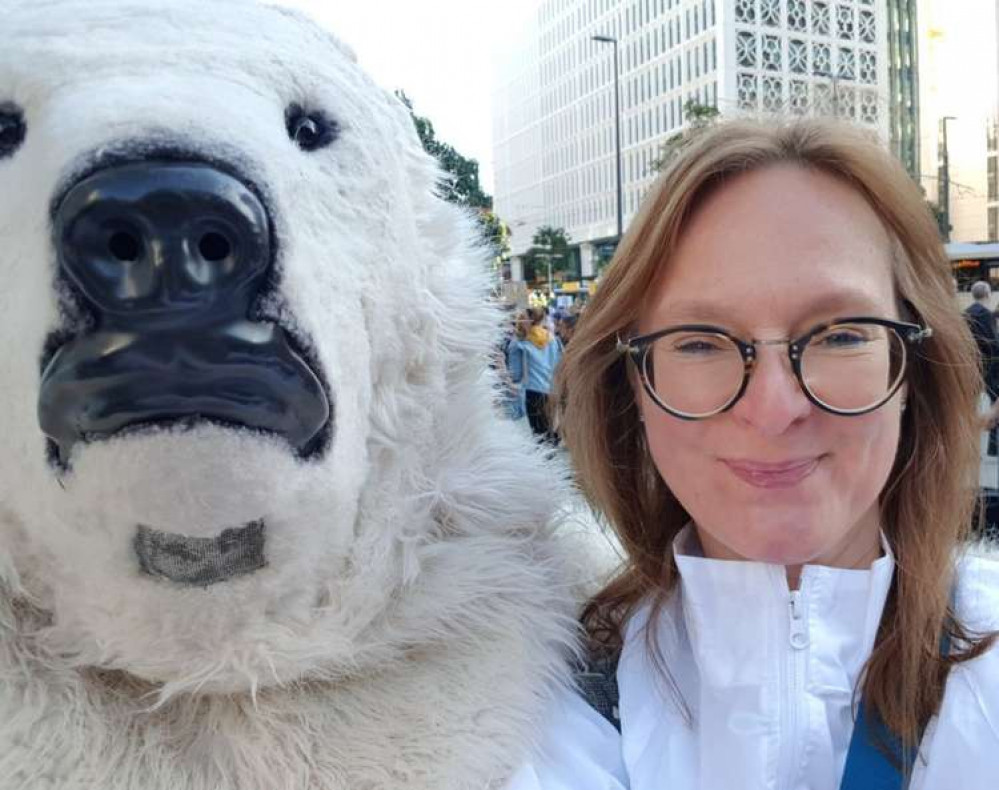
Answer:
[{"left": 700, "top": 516, "right": 834, "bottom": 568}]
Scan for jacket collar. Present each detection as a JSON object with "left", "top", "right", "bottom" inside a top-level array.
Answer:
[
  {"left": 672, "top": 524, "right": 895, "bottom": 689},
  {"left": 617, "top": 524, "right": 896, "bottom": 787}
]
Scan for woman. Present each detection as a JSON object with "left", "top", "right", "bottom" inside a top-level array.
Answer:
[
  {"left": 506, "top": 119, "right": 999, "bottom": 789},
  {"left": 508, "top": 307, "right": 563, "bottom": 442}
]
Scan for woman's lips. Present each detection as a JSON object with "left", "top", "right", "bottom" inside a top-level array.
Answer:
[{"left": 721, "top": 457, "right": 822, "bottom": 489}]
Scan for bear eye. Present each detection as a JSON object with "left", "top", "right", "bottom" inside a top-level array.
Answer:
[
  {"left": 285, "top": 105, "right": 338, "bottom": 152},
  {"left": 0, "top": 103, "right": 26, "bottom": 160}
]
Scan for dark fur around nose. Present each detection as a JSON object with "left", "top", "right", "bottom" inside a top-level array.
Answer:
[{"left": 39, "top": 161, "right": 331, "bottom": 464}]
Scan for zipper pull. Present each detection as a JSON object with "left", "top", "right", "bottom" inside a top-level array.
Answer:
[{"left": 788, "top": 589, "right": 809, "bottom": 650}]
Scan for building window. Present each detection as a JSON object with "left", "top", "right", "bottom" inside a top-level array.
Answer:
[
  {"left": 762, "top": 35, "right": 782, "bottom": 71},
  {"left": 813, "top": 42, "right": 831, "bottom": 75},
  {"left": 838, "top": 47, "right": 856, "bottom": 80},
  {"left": 859, "top": 50, "right": 876, "bottom": 84},
  {"left": 760, "top": 0, "right": 780, "bottom": 27},
  {"left": 762, "top": 76, "right": 783, "bottom": 111},
  {"left": 735, "top": 0, "right": 756, "bottom": 24},
  {"left": 837, "top": 4, "right": 855, "bottom": 40},
  {"left": 789, "top": 39, "right": 808, "bottom": 73},
  {"left": 787, "top": 0, "right": 807, "bottom": 32},
  {"left": 859, "top": 90, "right": 878, "bottom": 124},
  {"left": 737, "top": 31, "right": 758, "bottom": 68},
  {"left": 988, "top": 157, "right": 998, "bottom": 202},
  {"left": 812, "top": 2, "right": 830, "bottom": 36},
  {"left": 814, "top": 82, "right": 833, "bottom": 115},
  {"left": 859, "top": 10, "right": 876, "bottom": 43},
  {"left": 737, "top": 72, "right": 759, "bottom": 110},
  {"left": 790, "top": 80, "right": 809, "bottom": 114},
  {"left": 838, "top": 86, "right": 857, "bottom": 119},
  {"left": 989, "top": 207, "right": 998, "bottom": 241}
]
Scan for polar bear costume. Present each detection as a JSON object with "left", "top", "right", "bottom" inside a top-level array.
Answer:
[{"left": 0, "top": 2, "right": 579, "bottom": 787}]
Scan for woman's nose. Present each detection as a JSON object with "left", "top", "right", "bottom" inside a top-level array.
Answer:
[{"left": 728, "top": 343, "right": 813, "bottom": 435}]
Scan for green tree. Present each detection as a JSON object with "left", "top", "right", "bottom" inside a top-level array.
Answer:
[
  {"left": 523, "top": 226, "right": 576, "bottom": 287},
  {"left": 396, "top": 90, "right": 492, "bottom": 210},
  {"left": 479, "top": 209, "right": 511, "bottom": 262},
  {"left": 651, "top": 99, "right": 721, "bottom": 172},
  {"left": 395, "top": 91, "right": 507, "bottom": 265}
]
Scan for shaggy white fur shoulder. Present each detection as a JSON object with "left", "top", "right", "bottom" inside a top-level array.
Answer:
[
  {"left": 505, "top": 538, "right": 999, "bottom": 790},
  {"left": 0, "top": 2, "right": 578, "bottom": 788}
]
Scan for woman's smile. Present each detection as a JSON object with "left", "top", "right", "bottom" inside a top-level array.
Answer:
[{"left": 720, "top": 456, "right": 824, "bottom": 489}]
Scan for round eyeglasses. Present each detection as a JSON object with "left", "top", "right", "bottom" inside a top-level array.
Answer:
[{"left": 618, "top": 317, "right": 932, "bottom": 420}]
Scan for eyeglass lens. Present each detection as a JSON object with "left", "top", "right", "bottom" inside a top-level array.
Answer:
[{"left": 645, "top": 323, "right": 906, "bottom": 417}]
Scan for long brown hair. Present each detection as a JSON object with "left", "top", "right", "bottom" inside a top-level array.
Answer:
[{"left": 555, "top": 117, "right": 995, "bottom": 746}]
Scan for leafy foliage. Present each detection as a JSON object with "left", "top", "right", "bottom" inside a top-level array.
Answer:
[
  {"left": 396, "top": 90, "right": 492, "bottom": 210},
  {"left": 395, "top": 91, "right": 509, "bottom": 264},
  {"left": 522, "top": 226, "right": 577, "bottom": 285},
  {"left": 651, "top": 100, "right": 720, "bottom": 172}
]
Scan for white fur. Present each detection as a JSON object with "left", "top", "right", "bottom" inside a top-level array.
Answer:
[{"left": 0, "top": 2, "right": 578, "bottom": 787}]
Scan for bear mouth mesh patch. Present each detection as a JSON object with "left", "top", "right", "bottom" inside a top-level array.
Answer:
[{"left": 134, "top": 520, "right": 266, "bottom": 586}]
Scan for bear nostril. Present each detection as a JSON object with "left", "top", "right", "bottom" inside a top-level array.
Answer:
[
  {"left": 108, "top": 230, "right": 142, "bottom": 263},
  {"left": 198, "top": 231, "right": 232, "bottom": 262}
]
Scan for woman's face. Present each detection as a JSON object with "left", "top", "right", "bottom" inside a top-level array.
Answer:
[{"left": 636, "top": 165, "right": 902, "bottom": 571}]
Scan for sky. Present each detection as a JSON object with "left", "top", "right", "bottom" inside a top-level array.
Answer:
[{"left": 271, "top": 0, "right": 540, "bottom": 195}]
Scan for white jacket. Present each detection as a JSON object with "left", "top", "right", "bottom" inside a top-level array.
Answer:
[{"left": 507, "top": 527, "right": 999, "bottom": 790}]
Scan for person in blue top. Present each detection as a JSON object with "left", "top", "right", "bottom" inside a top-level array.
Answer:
[
  {"left": 507, "top": 307, "right": 563, "bottom": 442},
  {"left": 504, "top": 118, "right": 999, "bottom": 789}
]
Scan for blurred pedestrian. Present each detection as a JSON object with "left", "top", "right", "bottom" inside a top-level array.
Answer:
[
  {"left": 493, "top": 307, "right": 525, "bottom": 421},
  {"left": 964, "top": 281, "right": 999, "bottom": 454},
  {"left": 964, "top": 281, "right": 999, "bottom": 397},
  {"left": 556, "top": 314, "right": 578, "bottom": 346},
  {"left": 507, "top": 307, "right": 562, "bottom": 442}
]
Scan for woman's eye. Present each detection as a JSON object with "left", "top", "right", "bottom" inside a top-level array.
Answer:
[
  {"left": 815, "top": 330, "right": 868, "bottom": 348},
  {"left": 671, "top": 337, "right": 728, "bottom": 354},
  {"left": 285, "top": 104, "right": 339, "bottom": 152},
  {"left": 0, "top": 104, "right": 26, "bottom": 160}
]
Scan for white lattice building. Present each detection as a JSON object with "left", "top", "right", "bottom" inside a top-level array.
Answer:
[{"left": 492, "top": 0, "right": 891, "bottom": 279}]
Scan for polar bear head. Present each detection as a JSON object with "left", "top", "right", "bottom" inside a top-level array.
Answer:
[{"left": 0, "top": 0, "right": 568, "bottom": 699}]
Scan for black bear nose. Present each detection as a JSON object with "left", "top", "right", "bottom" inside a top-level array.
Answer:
[
  {"left": 40, "top": 159, "right": 332, "bottom": 466},
  {"left": 54, "top": 161, "right": 270, "bottom": 327}
]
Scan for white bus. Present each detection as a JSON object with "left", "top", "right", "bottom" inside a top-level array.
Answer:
[{"left": 948, "top": 242, "right": 999, "bottom": 292}]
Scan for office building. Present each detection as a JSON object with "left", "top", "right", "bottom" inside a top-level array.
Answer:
[{"left": 493, "top": 0, "right": 891, "bottom": 281}]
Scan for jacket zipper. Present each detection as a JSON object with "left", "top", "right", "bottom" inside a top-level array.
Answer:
[{"left": 781, "top": 588, "right": 809, "bottom": 790}]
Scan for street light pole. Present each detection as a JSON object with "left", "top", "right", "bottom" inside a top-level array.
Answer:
[
  {"left": 592, "top": 34, "right": 623, "bottom": 245},
  {"left": 939, "top": 115, "right": 957, "bottom": 242},
  {"left": 541, "top": 251, "right": 563, "bottom": 300}
]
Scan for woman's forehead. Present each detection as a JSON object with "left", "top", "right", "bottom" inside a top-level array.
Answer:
[{"left": 641, "top": 165, "right": 897, "bottom": 327}]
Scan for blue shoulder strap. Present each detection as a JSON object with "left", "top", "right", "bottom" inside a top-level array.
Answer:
[
  {"left": 839, "top": 631, "right": 951, "bottom": 790},
  {"left": 839, "top": 701, "right": 915, "bottom": 790}
]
